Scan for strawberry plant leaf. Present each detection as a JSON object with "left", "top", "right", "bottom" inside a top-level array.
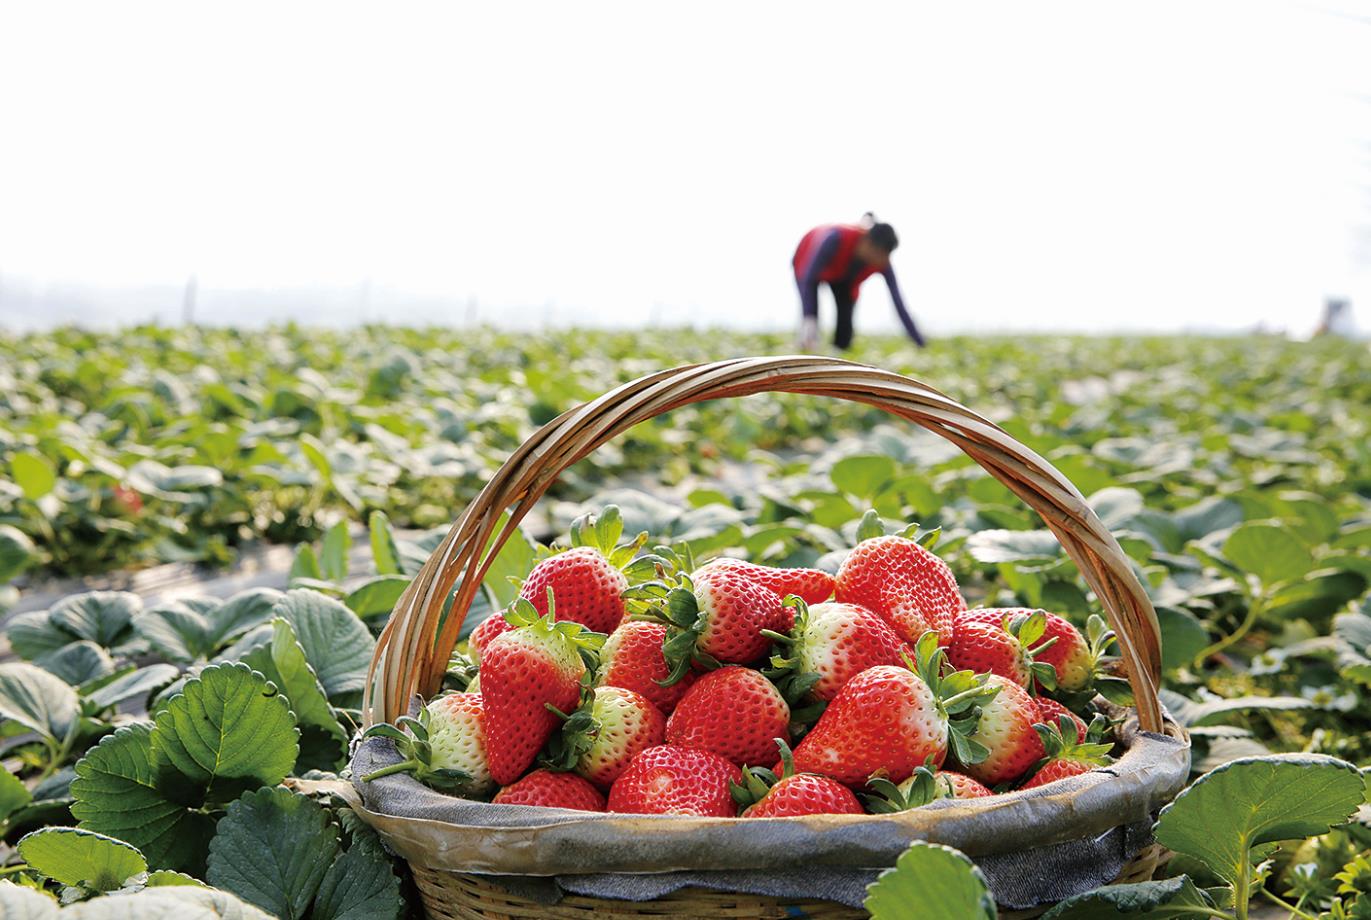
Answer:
[
  {"left": 310, "top": 828, "right": 403, "bottom": 920},
  {"left": 0, "top": 882, "right": 58, "bottom": 919},
  {"left": 864, "top": 841, "right": 996, "bottom": 920},
  {"left": 344, "top": 575, "right": 411, "bottom": 619},
  {"left": 4, "top": 611, "right": 78, "bottom": 661},
  {"left": 964, "top": 529, "right": 1062, "bottom": 565},
  {"left": 478, "top": 514, "right": 539, "bottom": 612},
  {"left": 1221, "top": 523, "right": 1312, "bottom": 587},
  {"left": 320, "top": 521, "right": 351, "bottom": 583},
  {"left": 207, "top": 588, "right": 284, "bottom": 649},
  {"left": 368, "top": 511, "right": 401, "bottom": 576},
  {"left": 17, "top": 826, "right": 147, "bottom": 891},
  {"left": 46, "top": 591, "right": 142, "bottom": 651},
  {"left": 0, "top": 662, "right": 81, "bottom": 751},
  {"left": 0, "top": 765, "right": 33, "bottom": 823},
  {"left": 831, "top": 456, "right": 895, "bottom": 500},
  {"left": 241, "top": 618, "right": 347, "bottom": 772},
  {"left": 290, "top": 543, "right": 323, "bottom": 582},
  {"left": 35, "top": 641, "right": 115, "bottom": 686},
  {"left": 1155, "top": 754, "right": 1365, "bottom": 885},
  {"left": 12, "top": 452, "right": 57, "bottom": 500},
  {"left": 207, "top": 786, "right": 340, "bottom": 920},
  {"left": 70, "top": 723, "right": 217, "bottom": 874},
  {"left": 0, "top": 524, "right": 36, "bottom": 584},
  {"left": 82, "top": 664, "right": 179, "bottom": 713},
  {"left": 269, "top": 590, "right": 375, "bottom": 701},
  {"left": 151, "top": 663, "right": 299, "bottom": 806},
  {"left": 1038, "top": 876, "right": 1216, "bottom": 918}
]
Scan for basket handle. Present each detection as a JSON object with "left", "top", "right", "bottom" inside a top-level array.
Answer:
[{"left": 364, "top": 356, "right": 1165, "bottom": 733}]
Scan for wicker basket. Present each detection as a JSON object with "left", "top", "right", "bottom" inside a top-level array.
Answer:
[{"left": 358, "top": 356, "right": 1188, "bottom": 919}]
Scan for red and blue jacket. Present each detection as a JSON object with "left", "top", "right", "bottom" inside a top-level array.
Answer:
[{"left": 792, "top": 224, "right": 924, "bottom": 345}]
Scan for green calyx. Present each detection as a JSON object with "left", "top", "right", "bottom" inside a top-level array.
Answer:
[
  {"left": 623, "top": 571, "right": 719, "bottom": 686},
  {"left": 997, "top": 610, "right": 1060, "bottom": 692},
  {"left": 445, "top": 649, "right": 479, "bottom": 692},
  {"left": 761, "top": 597, "right": 827, "bottom": 724},
  {"left": 1031, "top": 713, "right": 1114, "bottom": 769},
  {"left": 568, "top": 504, "right": 659, "bottom": 573},
  {"left": 360, "top": 707, "right": 474, "bottom": 793},
  {"left": 504, "top": 592, "right": 607, "bottom": 673},
  {"left": 729, "top": 738, "right": 792, "bottom": 810},
  {"left": 905, "top": 632, "right": 1000, "bottom": 767},
  {"left": 863, "top": 758, "right": 945, "bottom": 813},
  {"left": 540, "top": 686, "right": 598, "bottom": 772},
  {"left": 855, "top": 509, "right": 940, "bottom": 548}
]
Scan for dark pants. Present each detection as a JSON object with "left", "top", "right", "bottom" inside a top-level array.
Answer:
[{"left": 830, "top": 282, "right": 856, "bottom": 350}]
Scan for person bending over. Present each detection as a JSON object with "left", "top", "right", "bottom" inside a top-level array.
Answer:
[{"left": 793, "top": 214, "right": 925, "bottom": 351}]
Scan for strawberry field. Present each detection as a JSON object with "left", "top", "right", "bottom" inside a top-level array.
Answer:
[{"left": 0, "top": 326, "right": 1369, "bottom": 919}]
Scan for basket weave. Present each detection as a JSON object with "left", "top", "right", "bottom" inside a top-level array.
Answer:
[{"left": 359, "top": 356, "right": 1181, "bottom": 919}]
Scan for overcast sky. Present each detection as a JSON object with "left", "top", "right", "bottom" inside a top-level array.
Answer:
[{"left": 1, "top": 1, "right": 1368, "bottom": 335}]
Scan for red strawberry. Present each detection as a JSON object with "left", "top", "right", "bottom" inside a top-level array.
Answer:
[
  {"left": 596, "top": 621, "right": 697, "bottom": 715},
  {"left": 1033, "top": 696, "right": 1088, "bottom": 740},
  {"left": 665, "top": 667, "right": 790, "bottom": 767},
  {"left": 959, "top": 609, "right": 1113, "bottom": 693},
  {"left": 958, "top": 675, "right": 1045, "bottom": 786},
  {"left": 766, "top": 601, "right": 909, "bottom": 702},
  {"left": 1020, "top": 715, "right": 1114, "bottom": 790},
  {"left": 493, "top": 769, "right": 606, "bottom": 811},
  {"left": 835, "top": 535, "right": 965, "bottom": 646},
  {"left": 481, "top": 603, "right": 593, "bottom": 784},
  {"left": 360, "top": 692, "right": 493, "bottom": 796},
  {"left": 733, "top": 740, "right": 863, "bottom": 817},
  {"left": 789, "top": 635, "right": 996, "bottom": 788},
  {"left": 469, "top": 613, "right": 514, "bottom": 665},
  {"left": 649, "top": 567, "right": 783, "bottom": 678},
  {"left": 547, "top": 686, "right": 666, "bottom": 790},
  {"left": 949, "top": 609, "right": 1060, "bottom": 690},
  {"left": 520, "top": 547, "right": 629, "bottom": 634},
  {"left": 696, "top": 558, "right": 835, "bottom": 606},
  {"left": 607, "top": 745, "right": 742, "bottom": 817},
  {"left": 866, "top": 763, "right": 994, "bottom": 812}
]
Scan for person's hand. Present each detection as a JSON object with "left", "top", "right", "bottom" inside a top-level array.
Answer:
[{"left": 797, "top": 317, "right": 818, "bottom": 352}]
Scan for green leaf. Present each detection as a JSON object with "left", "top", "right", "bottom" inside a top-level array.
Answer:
[
  {"left": 1158, "top": 689, "right": 1314, "bottom": 728},
  {"left": 321, "top": 521, "right": 352, "bottom": 582},
  {"left": 1155, "top": 607, "right": 1209, "bottom": 671},
  {"left": 83, "top": 664, "right": 180, "bottom": 712},
  {"left": 368, "top": 511, "right": 401, "bottom": 576},
  {"left": 17, "top": 826, "right": 147, "bottom": 891},
  {"left": 207, "top": 786, "right": 341, "bottom": 920},
  {"left": 272, "top": 590, "right": 375, "bottom": 700},
  {"left": 152, "top": 663, "right": 299, "bottom": 805},
  {"left": 0, "top": 882, "right": 58, "bottom": 919},
  {"left": 965, "top": 529, "right": 1062, "bottom": 564},
  {"left": 1173, "top": 497, "right": 1244, "bottom": 541},
  {"left": 70, "top": 723, "right": 216, "bottom": 874},
  {"left": 0, "top": 524, "right": 36, "bottom": 584},
  {"left": 36, "top": 641, "right": 116, "bottom": 686},
  {"left": 864, "top": 842, "right": 996, "bottom": 920},
  {"left": 0, "top": 662, "right": 81, "bottom": 749},
  {"left": 47, "top": 591, "right": 141, "bottom": 649},
  {"left": 64, "top": 886, "right": 276, "bottom": 919},
  {"left": 1039, "top": 876, "right": 1216, "bottom": 918},
  {"left": 831, "top": 455, "right": 896, "bottom": 499},
  {"left": 0, "top": 765, "right": 33, "bottom": 822},
  {"left": 207, "top": 589, "right": 284, "bottom": 648},
  {"left": 344, "top": 575, "right": 410, "bottom": 619},
  {"left": 1222, "top": 523, "right": 1313, "bottom": 586},
  {"left": 136, "top": 601, "right": 214, "bottom": 664},
  {"left": 479, "top": 515, "right": 538, "bottom": 611},
  {"left": 290, "top": 544, "right": 323, "bottom": 582},
  {"left": 1154, "top": 753, "right": 1365, "bottom": 884},
  {"left": 311, "top": 833, "right": 403, "bottom": 920},
  {"left": 242, "top": 619, "right": 346, "bottom": 770},
  {"left": 144, "top": 870, "right": 207, "bottom": 887},
  {"left": 4, "top": 611, "right": 78, "bottom": 660},
  {"left": 12, "top": 452, "right": 57, "bottom": 500}
]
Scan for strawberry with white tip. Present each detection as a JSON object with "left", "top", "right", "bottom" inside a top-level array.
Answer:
[{"left": 361, "top": 692, "right": 493, "bottom": 796}]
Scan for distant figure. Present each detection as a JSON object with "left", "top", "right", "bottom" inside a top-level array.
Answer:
[
  {"left": 793, "top": 213, "right": 925, "bottom": 351},
  {"left": 1314, "top": 297, "right": 1354, "bottom": 338}
]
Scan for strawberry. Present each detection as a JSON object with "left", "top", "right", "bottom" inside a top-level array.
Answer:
[
  {"left": 1020, "top": 714, "right": 1114, "bottom": 789},
  {"left": 361, "top": 692, "right": 493, "bottom": 796},
  {"left": 518, "top": 505, "right": 651, "bottom": 634},
  {"left": 640, "top": 567, "right": 783, "bottom": 680},
  {"left": 607, "top": 745, "right": 742, "bottom": 817},
  {"left": 959, "top": 609, "right": 1115, "bottom": 694},
  {"left": 835, "top": 533, "right": 964, "bottom": 646},
  {"left": 767, "top": 600, "right": 910, "bottom": 703},
  {"left": 696, "top": 558, "right": 835, "bottom": 606},
  {"left": 865, "top": 762, "right": 994, "bottom": 812},
  {"left": 493, "top": 768, "right": 607, "bottom": 811},
  {"left": 789, "top": 633, "right": 997, "bottom": 788},
  {"left": 665, "top": 667, "right": 790, "bottom": 767},
  {"left": 481, "top": 599, "right": 598, "bottom": 785},
  {"left": 468, "top": 612, "right": 514, "bottom": 665},
  {"left": 949, "top": 609, "right": 1060, "bottom": 690},
  {"left": 545, "top": 686, "right": 666, "bottom": 790},
  {"left": 733, "top": 740, "right": 863, "bottom": 817},
  {"left": 596, "top": 620, "right": 697, "bottom": 715},
  {"left": 1033, "top": 696, "right": 1088, "bottom": 740},
  {"left": 957, "top": 674, "right": 1046, "bottom": 786}
]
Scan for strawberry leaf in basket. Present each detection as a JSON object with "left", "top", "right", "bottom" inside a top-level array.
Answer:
[
  {"left": 1037, "top": 876, "right": 1217, "bottom": 918},
  {"left": 207, "top": 787, "right": 340, "bottom": 920},
  {"left": 863, "top": 842, "right": 996, "bottom": 920},
  {"left": 17, "top": 826, "right": 147, "bottom": 892},
  {"left": 1154, "top": 754, "right": 1365, "bottom": 886},
  {"left": 152, "top": 663, "right": 299, "bottom": 806}
]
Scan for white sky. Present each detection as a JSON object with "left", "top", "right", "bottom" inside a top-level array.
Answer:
[{"left": 1, "top": 0, "right": 1369, "bottom": 334}]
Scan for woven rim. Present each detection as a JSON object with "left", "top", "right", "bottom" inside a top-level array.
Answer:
[{"left": 364, "top": 355, "right": 1164, "bottom": 732}]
